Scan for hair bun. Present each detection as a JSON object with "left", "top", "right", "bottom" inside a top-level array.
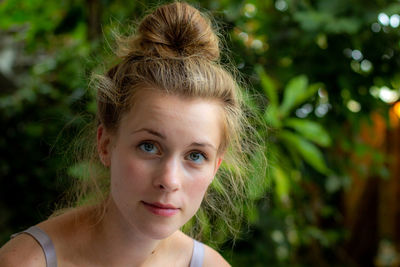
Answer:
[{"left": 134, "top": 2, "right": 220, "bottom": 61}]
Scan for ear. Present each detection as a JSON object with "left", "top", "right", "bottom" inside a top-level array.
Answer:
[
  {"left": 213, "top": 155, "right": 224, "bottom": 176},
  {"left": 97, "top": 124, "right": 112, "bottom": 167},
  {"left": 216, "top": 157, "right": 223, "bottom": 169}
]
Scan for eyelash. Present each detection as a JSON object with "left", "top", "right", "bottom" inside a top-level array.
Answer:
[
  {"left": 187, "top": 151, "right": 208, "bottom": 163},
  {"left": 137, "top": 141, "right": 208, "bottom": 163},
  {"left": 138, "top": 141, "right": 160, "bottom": 155}
]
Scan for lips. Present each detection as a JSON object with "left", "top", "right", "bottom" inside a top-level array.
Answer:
[{"left": 141, "top": 201, "right": 180, "bottom": 217}]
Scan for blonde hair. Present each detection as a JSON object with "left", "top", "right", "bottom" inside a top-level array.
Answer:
[{"left": 63, "top": 1, "right": 264, "bottom": 245}]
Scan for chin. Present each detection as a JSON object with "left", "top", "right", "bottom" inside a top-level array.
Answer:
[{"left": 140, "top": 224, "right": 179, "bottom": 240}]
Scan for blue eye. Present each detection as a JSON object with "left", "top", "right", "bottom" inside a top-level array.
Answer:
[
  {"left": 188, "top": 152, "right": 206, "bottom": 163},
  {"left": 139, "top": 142, "right": 159, "bottom": 154}
]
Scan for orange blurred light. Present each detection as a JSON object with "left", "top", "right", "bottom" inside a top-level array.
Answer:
[{"left": 393, "top": 101, "right": 400, "bottom": 118}]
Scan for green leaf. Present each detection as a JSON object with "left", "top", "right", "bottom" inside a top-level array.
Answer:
[
  {"left": 255, "top": 65, "right": 278, "bottom": 106},
  {"left": 299, "top": 84, "right": 321, "bottom": 105},
  {"left": 284, "top": 118, "right": 331, "bottom": 147},
  {"left": 272, "top": 166, "right": 290, "bottom": 203},
  {"left": 264, "top": 104, "right": 282, "bottom": 128},
  {"left": 279, "top": 131, "right": 329, "bottom": 174},
  {"left": 280, "top": 75, "right": 308, "bottom": 117},
  {"left": 280, "top": 75, "right": 321, "bottom": 117}
]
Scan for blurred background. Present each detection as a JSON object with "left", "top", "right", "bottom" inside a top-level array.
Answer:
[{"left": 1, "top": 0, "right": 400, "bottom": 266}]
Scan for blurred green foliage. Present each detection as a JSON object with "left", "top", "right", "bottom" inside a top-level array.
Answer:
[{"left": 1, "top": 0, "right": 399, "bottom": 266}]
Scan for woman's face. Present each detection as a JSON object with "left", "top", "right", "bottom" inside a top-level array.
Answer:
[{"left": 98, "top": 89, "right": 224, "bottom": 240}]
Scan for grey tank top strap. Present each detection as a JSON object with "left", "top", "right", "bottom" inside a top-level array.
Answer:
[
  {"left": 11, "top": 226, "right": 202, "bottom": 267},
  {"left": 190, "top": 239, "right": 205, "bottom": 267},
  {"left": 11, "top": 226, "right": 57, "bottom": 267}
]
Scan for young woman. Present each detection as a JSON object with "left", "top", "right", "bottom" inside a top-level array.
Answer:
[{"left": 0, "top": 2, "right": 259, "bottom": 266}]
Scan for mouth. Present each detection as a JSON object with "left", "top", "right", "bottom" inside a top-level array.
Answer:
[{"left": 141, "top": 201, "right": 180, "bottom": 217}]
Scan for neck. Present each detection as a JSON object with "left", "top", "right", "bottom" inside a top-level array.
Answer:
[{"left": 87, "top": 198, "right": 169, "bottom": 266}]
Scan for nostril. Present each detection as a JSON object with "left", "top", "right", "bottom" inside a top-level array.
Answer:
[{"left": 152, "top": 157, "right": 182, "bottom": 192}]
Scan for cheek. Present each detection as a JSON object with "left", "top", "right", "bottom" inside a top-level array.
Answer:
[
  {"left": 110, "top": 153, "right": 151, "bottom": 196},
  {"left": 187, "top": 180, "right": 208, "bottom": 197},
  {"left": 184, "top": 170, "right": 214, "bottom": 208}
]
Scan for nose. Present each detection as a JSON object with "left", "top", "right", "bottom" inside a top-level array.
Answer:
[{"left": 153, "top": 156, "right": 182, "bottom": 192}]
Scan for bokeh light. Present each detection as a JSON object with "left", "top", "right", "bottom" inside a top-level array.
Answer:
[
  {"left": 372, "top": 22, "right": 381, "bottom": 32},
  {"left": 275, "top": 0, "right": 288, "bottom": 12},
  {"left": 251, "top": 39, "right": 263, "bottom": 50},
  {"left": 351, "top": 50, "right": 363, "bottom": 61},
  {"left": 238, "top": 31, "right": 249, "bottom": 42},
  {"left": 347, "top": 99, "right": 361, "bottom": 112},
  {"left": 379, "top": 86, "right": 399, "bottom": 103},
  {"left": 390, "top": 14, "right": 400, "bottom": 28},
  {"left": 295, "top": 103, "right": 313, "bottom": 118},
  {"left": 393, "top": 102, "right": 400, "bottom": 118},
  {"left": 360, "top": 59, "right": 373, "bottom": 72},
  {"left": 378, "top": 13, "right": 390, "bottom": 26},
  {"left": 244, "top": 3, "right": 256, "bottom": 18},
  {"left": 315, "top": 103, "right": 330, "bottom": 117}
]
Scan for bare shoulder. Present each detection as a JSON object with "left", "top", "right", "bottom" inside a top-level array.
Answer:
[
  {"left": 203, "top": 244, "right": 231, "bottom": 267},
  {"left": 0, "top": 207, "right": 89, "bottom": 267},
  {"left": 0, "top": 232, "right": 46, "bottom": 267},
  {"left": 173, "top": 231, "right": 230, "bottom": 266}
]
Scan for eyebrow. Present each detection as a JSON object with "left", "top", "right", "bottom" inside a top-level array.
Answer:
[
  {"left": 131, "top": 128, "right": 166, "bottom": 139},
  {"left": 190, "top": 142, "right": 217, "bottom": 151},
  {"left": 131, "top": 128, "right": 217, "bottom": 151}
]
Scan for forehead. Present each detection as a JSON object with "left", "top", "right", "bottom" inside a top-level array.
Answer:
[
  {"left": 119, "top": 88, "right": 224, "bottom": 139},
  {"left": 130, "top": 88, "right": 220, "bottom": 112}
]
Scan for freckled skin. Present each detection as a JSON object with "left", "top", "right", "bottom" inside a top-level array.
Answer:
[{"left": 101, "top": 89, "right": 224, "bottom": 240}]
